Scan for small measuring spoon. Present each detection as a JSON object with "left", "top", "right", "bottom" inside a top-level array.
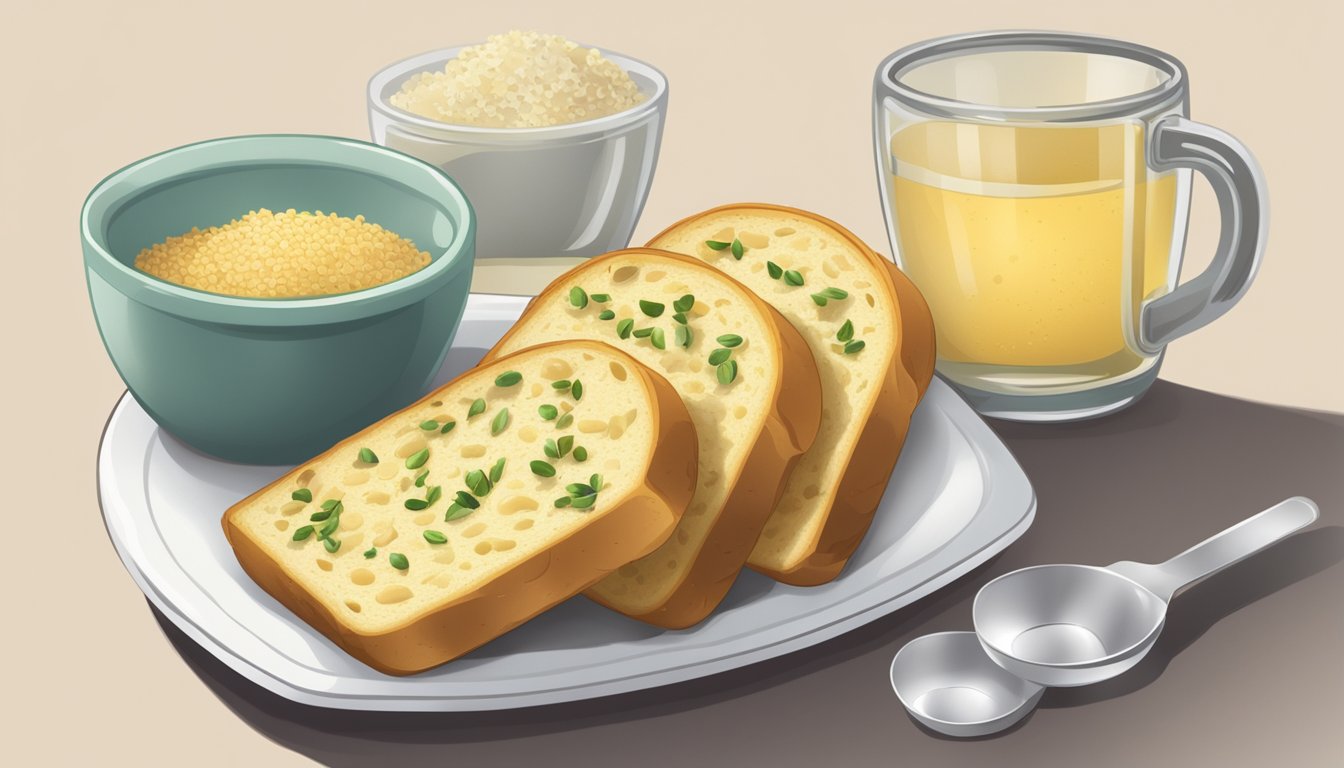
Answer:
[{"left": 892, "top": 497, "right": 1318, "bottom": 736}]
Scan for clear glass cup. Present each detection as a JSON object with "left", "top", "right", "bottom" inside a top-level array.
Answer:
[{"left": 873, "top": 32, "right": 1266, "bottom": 421}]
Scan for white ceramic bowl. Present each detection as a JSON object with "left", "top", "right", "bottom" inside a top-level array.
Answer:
[{"left": 368, "top": 45, "right": 668, "bottom": 295}]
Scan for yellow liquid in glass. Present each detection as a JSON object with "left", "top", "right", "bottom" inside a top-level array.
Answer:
[{"left": 890, "top": 122, "right": 1177, "bottom": 386}]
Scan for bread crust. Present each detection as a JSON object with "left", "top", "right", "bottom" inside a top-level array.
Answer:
[
  {"left": 223, "top": 341, "right": 698, "bottom": 675},
  {"left": 648, "top": 205, "right": 936, "bottom": 585},
  {"left": 481, "top": 249, "right": 822, "bottom": 628}
]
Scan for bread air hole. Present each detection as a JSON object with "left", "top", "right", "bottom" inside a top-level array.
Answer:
[
  {"left": 373, "top": 527, "right": 398, "bottom": 547},
  {"left": 364, "top": 490, "right": 391, "bottom": 505},
  {"left": 280, "top": 500, "right": 305, "bottom": 516},
  {"left": 475, "top": 541, "right": 493, "bottom": 555},
  {"left": 462, "top": 522, "right": 487, "bottom": 538},
  {"left": 609, "top": 361, "right": 627, "bottom": 381},
  {"left": 773, "top": 227, "right": 796, "bottom": 237},
  {"left": 542, "top": 358, "right": 574, "bottom": 379},
  {"left": 413, "top": 512, "right": 435, "bottom": 526},
  {"left": 395, "top": 436, "right": 426, "bottom": 458},
  {"left": 316, "top": 559, "right": 333, "bottom": 572},
  {"left": 644, "top": 270, "right": 666, "bottom": 282},
  {"left": 376, "top": 586, "right": 413, "bottom": 605},
  {"left": 613, "top": 265, "right": 639, "bottom": 283},
  {"left": 345, "top": 600, "right": 361, "bottom": 613},
  {"left": 274, "top": 519, "right": 289, "bottom": 531},
  {"left": 514, "top": 519, "right": 534, "bottom": 531},
  {"left": 350, "top": 568, "right": 375, "bottom": 586},
  {"left": 499, "top": 495, "right": 539, "bottom": 515},
  {"left": 460, "top": 444, "right": 487, "bottom": 458}
]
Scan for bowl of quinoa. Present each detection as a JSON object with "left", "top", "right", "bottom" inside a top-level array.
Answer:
[
  {"left": 368, "top": 31, "right": 668, "bottom": 295},
  {"left": 82, "top": 134, "right": 476, "bottom": 464}
]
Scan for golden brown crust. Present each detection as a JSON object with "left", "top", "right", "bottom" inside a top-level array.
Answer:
[
  {"left": 480, "top": 249, "right": 822, "bottom": 628},
  {"left": 222, "top": 341, "right": 698, "bottom": 675},
  {"left": 648, "top": 205, "right": 936, "bottom": 586}
]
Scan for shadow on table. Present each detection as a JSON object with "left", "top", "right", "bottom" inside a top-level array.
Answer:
[{"left": 152, "top": 380, "right": 1344, "bottom": 762}]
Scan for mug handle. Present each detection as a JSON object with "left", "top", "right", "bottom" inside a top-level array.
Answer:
[{"left": 1138, "top": 116, "right": 1268, "bottom": 354}]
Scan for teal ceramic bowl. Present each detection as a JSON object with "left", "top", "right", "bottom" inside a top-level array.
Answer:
[{"left": 82, "top": 135, "right": 475, "bottom": 465}]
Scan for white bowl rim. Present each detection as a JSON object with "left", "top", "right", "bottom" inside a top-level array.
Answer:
[{"left": 367, "top": 43, "right": 668, "bottom": 143}]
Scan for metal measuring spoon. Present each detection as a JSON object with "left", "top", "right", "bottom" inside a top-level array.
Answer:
[{"left": 892, "top": 497, "right": 1318, "bottom": 736}]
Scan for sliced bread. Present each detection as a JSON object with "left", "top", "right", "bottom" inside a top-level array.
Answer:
[
  {"left": 483, "top": 249, "right": 822, "bottom": 628},
  {"left": 649, "top": 204, "right": 936, "bottom": 585},
  {"left": 223, "top": 341, "right": 698, "bottom": 675}
]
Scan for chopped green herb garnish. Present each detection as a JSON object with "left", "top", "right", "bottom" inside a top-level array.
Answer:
[
  {"left": 766, "top": 261, "right": 783, "bottom": 280},
  {"left": 544, "top": 439, "right": 560, "bottom": 459},
  {"left": 556, "top": 412, "right": 574, "bottom": 429},
  {"left": 420, "top": 419, "right": 439, "bottom": 431},
  {"left": 318, "top": 513, "right": 341, "bottom": 539},
  {"left": 323, "top": 538, "right": 341, "bottom": 553},
  {"left": 673, "top": 294, "right": 695, "bottom": 313},
  {"left": 552, "top": 379, "right": 572, "bottom": 391},
  {"left": 426, "top": 486, "right": 442, "bottom": 505},
  {"left": 423, "top": 530, "right": 448, "bottom": 545},
  {"left": 357, "top": 448, "right": 378, "bottom": 465},
  {"left": 309, "top": 509, "right": 333, "bottom": 522},
  {"left": 731, "top": 238, "right": 745, "bottom": 260},
  {"left": 415, "top": 469, "right": 429, "bottom": 487},
  {"left": 530, "top": 460, "right": 556, "bottom": 477},
  {"left": 632, "top": 326, "right": 654, "bottom": 338},
  {"left": 616, "top": 318, "right": 634, "bottom": 339},
  {"left": 320, "top": 499, "right": 342, "bottom": 513},
  {"left": 404, "top": 498, "right": 429, "bottom": 510},
  {"left": 670, "top": 325, "right": 688, "bottom": 348},
  {"left": 570, "top": 494, "right": 597, "bottom": 509},
  {"left": 573, "top": 446, "right": 589, "bottom": 462},
  {"left": 672, "top": 312, "right": 689, "bottom": 325},
  {"left": 444, "top": 504, "right": 474, "bottom": 521},
  {"left": 571, "top": 380, "right": 584, "bottom": 401},
  {"left": 591, "top": 293, "right": 611, "bottom": 302},
  {"left": 494, "top": 371, "right": 522, "bottom": 387},
  {"left": 783, "top": 269, "right": 805, "bottom": 286},
  {"left": 440, "top": 420, "right": 457, "bottom": 434},
  {"left": 454, "top": 491, "right": 480, "bottom": 509},
  {"left": 554, "top": 496, "right": 573, "bottom": 508},
  {"left": 717, "top": 359, "right": 739, "bottom": 384},
  {"left": 491, "top": 408, "right": 511, "bottom": 436},
  {"left": 466, "top": 469, "right": 491, "bottom": 497},
  {"left": 811, "top": 287, "right": 849, "bottom": 306},
  {"left": 705, "top": 239, "right": 731, "bottom": 251},
  {"left": 591, "top": 474, "right": 604, "bottom": 491},
  {"left": 541, "top": 403, "right": 561, "bottom": 420},
  {"left": 569, "top": 286, "right": 588, "bottom": 308},
  {"left": 291, "top": 488, "right": 312, "bottom": 503},
  {"left": 843, "top": 339, "right": 866, "bottom": 355},
  {"left": 639, "top": 300, "right": 665, "bottom": 317},
  {"left": 389, "top": 552, "right": 409, "bottom": 570},
  {"left": 717, "top": 334, "right": 743, "bottom": 348},
  {"left": 837, "top": 319, "right": 854, "bottom": 342},
  {"left": 566, "top": 482, "right": 596, "bottom": 496},
  {"left": 708, "top": 348, "right": 732, "bottom": 366},
  {"left": 651, "top": 327, "right": 667, "bottom": 350},
  {"left": 490, "top": 458, "right": 506, "bottom": 484},
  {"left": 598, "top": 309, "right": 616, "bottom": 321},
  {"left": 292, "top": 525, "right": 314, "bottom": 541},
  {"left": 406, "top": 448, "right": 430, "bottom": 470},
  {"left": 363, "top": 547, "right": 376, "bottom": 559},
  {"left": 557, "top": 434, "right": 574, "bottom": 458},
  {"left": 468, "top": 398, "right": 486, "bottom": 418}
]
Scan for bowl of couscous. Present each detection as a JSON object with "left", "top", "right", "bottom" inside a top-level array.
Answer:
[
  {"left": 368, "top": 31, "right": 668, "bottom": 295},
  {"left": 82, "top": 134, "right": 476, "bottom": 464}
]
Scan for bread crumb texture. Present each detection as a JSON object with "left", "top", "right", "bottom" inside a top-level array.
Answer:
[
  {"left": 390, "top": 30, "right": 645, "bottom": 128},
  {"left": 134, "top": 208, "right": 430, "bottom": 298}
]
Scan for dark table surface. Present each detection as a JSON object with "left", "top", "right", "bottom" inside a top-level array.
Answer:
[{"left": 154, "top": 380, "right": 1344, "bottom": 767}]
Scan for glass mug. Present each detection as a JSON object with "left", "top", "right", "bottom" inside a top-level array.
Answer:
[{"left": 873, "top": 32, "right": 1266, "bottom": 421}]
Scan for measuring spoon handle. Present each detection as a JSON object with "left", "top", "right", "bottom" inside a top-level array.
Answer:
[{"left": 1111, "top": 497, "right": 1319, "bottom": 602}]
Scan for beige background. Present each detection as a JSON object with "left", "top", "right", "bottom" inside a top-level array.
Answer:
[{"left": 2, "top": 0, "right": 1339, "bottom": 765}]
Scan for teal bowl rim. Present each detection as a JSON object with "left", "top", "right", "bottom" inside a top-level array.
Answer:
[{"left": 81, "top": 134, "right": 476, "bottom": 327}]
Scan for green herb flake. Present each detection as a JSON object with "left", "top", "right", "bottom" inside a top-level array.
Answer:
[
  {"left": 569, "top": 286, "right": 589, "bottom": 309},
  {"left": 319, "top": 514, "right": 340, "bottom": 539},
  {"left": 766, "top": 261, "right": 783, "bottom": 280},
  {"left": 731, "top": 238, "right": 745, "bottom": 260},
  {"left": 598, "top": 309, "right": 616, "bottom": 321},
  {"left": 843, "top": 339, "right": 866, "bottom": 355},
  {"left": 468, "top": 398, "right": 487, "bottom": 418},
  {"left": 404, "top": 498, "right": 429, "bottom": 510},
  {"left": 566, "top": 482, "right": 596, "bottom": 496},
  {"left": 426, "top": 485, "right": 443, "bottom": 505},
  {"left": 389, "top": 552, "right": 409, "bottom": 570},
  {"left": 323, "top": 538, "right": 341, "bottom": 554},
  {"left": 405, "top": 448, "right": 430, "bottom": 470},
  {"left": 554, "top": 496, "right": 573, "bottom": 508},
  {"left": 454, "top": 491, "right": 481, "bottom": 509},
  {"left": 490, "top": 458, "right": 506, "bottom": 484},
  {"left": 570, "top": 494, "right": 597, "bottom": 510},
  {"left": 556, "top": 412, "right": 574, "bottom": 429},
  {"left": 717, "top": 359, "right": 739, "bottom": 385},
  {"left": 444, "top": 503, "right": 474, "bottom": 522},
  {"left": 705, "top": 239, "right": 731, "bottom": 251},
  {"left": 651, "top": 327, "right": 667, "bottom": 350},
  {"left": 590, "top": 474, "right": 604, "bottom": 491},
  {"left": 837, "top": 319, "right": 855, "bottom": 342},
  {"left": 423, "top": 530, "right": 448, "bottom": 545},
  {"left": 591, "top": 293, "right": 611, "bottom": 303},
  {"left": 494, "top": 370, "right": 522, "bottom": 388},
  {"left": 551, "top": 379, "right": 572, "bottom": 391},
  {"left": 357, "top": 448, "right": 379, "bottom": 465},
  {"left": 639, "top": 299, "right": 665, "bottom": 318},
  {"left": 717, "top": 334, "right": 743, "bottom": 348},
  {"left": 632, "top": 326, "right": 654, "bottom": 338},
  {"left": 291, "top": 488, "right": 312, "bottom": 503},
  {"left": 292, "top": 525, "right": 315, "bottom": 542},
  {"left": 821, "top": 287, "right": 849, "bottom": 300},
  {"left": 414, "top": 470, "right": 429, "bottom": 488},
  {"left": 708, "top": 348, "right": 732, "bottom": 366},
  {"left": 363, "top": 547, "right": 377, "bottom": 559},
  {"left": 557, "top": 434, "right": 574, "bottom": 458},
  {"left": 440, "top": 420, "right": 457, "bottom": 434},
  {"left": 571, "top": 380, "right": 584, "bottom": 401},
  {"left": 320, "top": 499, "right": 342, "bottom": 513},
  {"left": 616, "top": 318, "right": 634, "bottom": 339},
  {"left": 420, "top": 419, "right": 439, "bottom": 431},
  {"left": 466, "top": 469, "right": 491, "bottom": 497},
  {"left": 675, "top": 325, "right": 693, "bottom": 349},
  {"left": 784, "top": 269, "right": 805, "bottom": 286},
  {"left": 309, "top": 509, "right": 332, "bottom": 522},
  {"left": 573, "top": 446, "right": 588, "bottom": 462},
  {"left": 530, "top": 460, "right": 557, "bottom": 478},
  {"left": 673, "top": 294, "right": 695, "bottom": 313},
  {"left": 672, "top": 312, "right": 689, "bottom": 325},
  {"left": 491, "top": 407, "right": 511, "bottom": 436},
  {"left": 544, "top": 439, "right": 560, "bottom": 459}
]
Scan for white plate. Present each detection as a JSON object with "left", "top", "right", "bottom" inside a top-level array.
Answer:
[{"left": 98, "top": 294, "right": 1035, "bottom": 711}]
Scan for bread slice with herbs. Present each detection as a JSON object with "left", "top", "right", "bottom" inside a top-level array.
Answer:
[
  {"left": 483, "top": 249, "right": 822, "bottom": 628},
  {"left": 223, "top": 341, "right": 698, "bottom": 675},
  {"left": 648, "top": 204, "right": 936, "bottom": 585}
]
